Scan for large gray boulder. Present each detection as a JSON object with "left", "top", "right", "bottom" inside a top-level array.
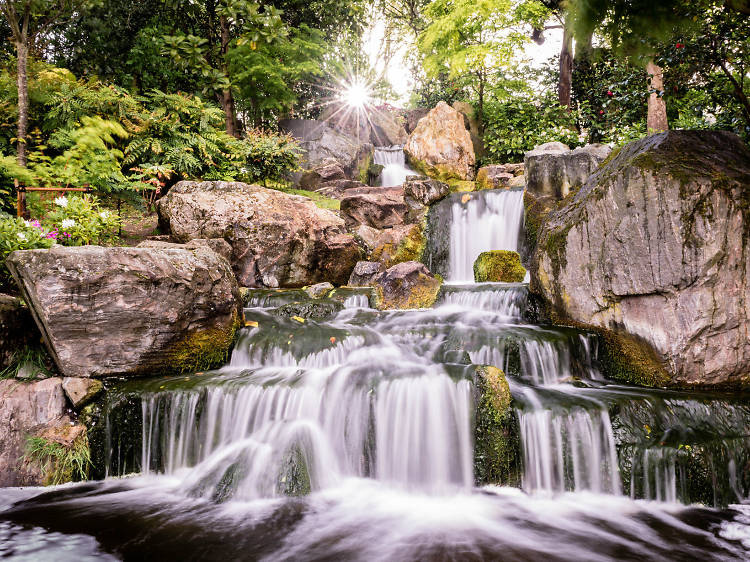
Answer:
[
  {"left": 340, "top": 186, "right": 409, "bottom": 229},
  {"left": 158, "top": 181, "right": 362, "bottom": 287},
  {"left": 0, "top": 377, "right": 69, "bottom": 486},
  {"left": 7, "top": 245, "right": 243, "bottom": 378},
  {"left": 374, "top": 261, "right": 442, "bottom": 310},
  {"left": 403, "top": 176, "right": 450, "bottom": 208},
  {"left": 404, "top": 102, "right": 476, "bottom": 181},
  {"left": 369, "top": 108, "right": 408, "bottom": 147},
  {"left": 280, "top": 119, "right": 373, "bottom": 180},
  {"left": 525, "top": 142, "right": 611, "bottom": 201},
  {"left": 532, "top": 131, "right": 750, "bottom": 389}
]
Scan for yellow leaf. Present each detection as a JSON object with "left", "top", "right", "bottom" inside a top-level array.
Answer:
[
  {"left": 292, "top": 316, "right": 305, "bottom": 323},
  {"left": 244, "top": 320, "right": 259, "bottom": 328},
  {"left": 461, "top": 194, "right": 472, "bottom": 204}
]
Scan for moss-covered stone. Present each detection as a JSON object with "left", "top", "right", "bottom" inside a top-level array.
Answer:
[
  {"left": 448, "top": 179, "right": 477, "bottom": 193},
  {"left": 370, "top": 222, "right": 427, "bottom": 268},
  {"left": 273, "top": 300, "right": 344, "bottom": 320},
  {"left": 473, "top": 251, "right": 526, "bottom": 283},
  {"left": 597, "top": 330, "right": 671, "bottom": 388},
  {"left": 164, "top": 310, "right": 241, "bottom": 374},
  {"left": 473, "top": 365, "right": 521, "bottom": 486},
  {"left": 373, "top": 262, "right": 442, "bottom": 310}
]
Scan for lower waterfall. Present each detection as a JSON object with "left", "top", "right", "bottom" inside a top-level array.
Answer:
[{"left": 374, "top": 145, "right": 416, "bottom": 187}]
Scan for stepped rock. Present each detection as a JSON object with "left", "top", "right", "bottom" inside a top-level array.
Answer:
[
  {"left": 158, "top": 181, "right": 361, "bottom": 287},
  {"left": 532, "top": 131, "right": 750, "bottom": 388},
  {"left": 7, "top": 245, "right": 243, "bottom": 378},
  {"left": 404, "top": 102, "right": 476, "bottom": 181}
]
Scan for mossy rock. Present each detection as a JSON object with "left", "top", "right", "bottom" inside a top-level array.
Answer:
[
  {"left": 597, "top": 329, "right": 671, "bottom": 388},
  {"left": 373, "top": 262, "right": 442, "bottom": 310},
  {"left": 164, "top": 310, "right": 241, "bottom": 374},
  {"left": 473, "top": 365, "right": 521, "bottom": 486},
  {"left": 473, "top": 251, "right": 526, "bottom": 283},
  {"left": 273, "top": 300, "right": 343, "bottom": 320},
  {"left": 448, "top": 180, "right": 477, "bottom": 193},
  {"left": 370, "top": 222, "right": 427, "bottom": 268}
]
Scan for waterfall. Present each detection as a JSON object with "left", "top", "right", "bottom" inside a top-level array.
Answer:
[
  {"left": 374, "top": 146, "right": 417, "bottom": 187},
  {"left": 448, "top": 190, "right": 526, "bottom": 282}
]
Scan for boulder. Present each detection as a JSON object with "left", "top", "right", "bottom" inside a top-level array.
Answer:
[
  {"left": 402, "top": 108, "right": 430, "bottom": 134},
  {"left": 474, "top": 251, "right": 527, "bottom": 283},
  {"left": 137, "top": 238, "right": 233, "bottom": 261},
  {"left": 370, "top": 224, "right": 426, "bottom": 268},
  {"left": 62, "top": 377, "right": 103, "bottom": 408},
  {"left": 0, "top": 293, "right": 38, "bottom": 370},
  {"left": 340, "top": 185, "right": 409, "bottom": 229},
  {"left": 507, "top": 175, "right": 526, "bottom": 189},
  {"left": 369, "top": 109, "right": 408, "bottom": 146},
  {"left": 403, "top": 176, "right": 450, "bottom": 208},
  {"left": 349, "top": 261, "right": 386, "bottom": 287},
  {"left": 476, "top": 166, "right": 515, "bottom": 190},
  {"left": 374, "top": 261, "right": 442, "bottom": 310},
  {"left": 279, "top": 119, "right": 373, "bottom": 180},
  {"left": 452, "top": 101, "right": 485, "bottom": 159},
  {"left": 7, "top": 245, "right": 243, "bottom": 378},
  {"left": 533, "top": 131, "right": 750, "bottom": 389},
  {"left": 524, "top": 142, "right": 612, "bottom": 201},
  {"left": 299, "top": 158, "right": 347, "bottom": 190},
  {"left": 404, "top": 101, "right": 476, "bottom": 181},
  {"left": 158, "top": 181, "right": 361, "bottom": 287},
  {"left": 316, "top": 179, "right": 367, "bottom": 200},
  {"left": 0, "top": 377, "right": 68, "bottom": 486},
  {"left": 305, "top": 282, "right": 334, "bottom": 299},
  {"left": 319, "top": 104, "right": 372, "bottom": 144}
]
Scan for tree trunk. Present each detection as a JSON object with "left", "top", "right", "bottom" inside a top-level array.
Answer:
[
  {"left": 15, "top": 40, "right": 28, "bottom": 166},
  {"left": 558, "top": 23, "right": 573, "bottom": 108},
  {"left": 646, "top": 60, "right": 668, "bottom": 134},
  {"left": 219, "top": 15, "right": 239, "bottom": 137}
]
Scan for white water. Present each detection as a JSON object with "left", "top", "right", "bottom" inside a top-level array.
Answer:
[
  {"left": 374, "top": 146, "right": 417, "bottom": 187},
  {"left": 448, "top": 189, "right": 526, "bottom": 282}
]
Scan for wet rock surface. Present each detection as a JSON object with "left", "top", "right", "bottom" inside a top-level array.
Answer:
[
  {"left": 349, "top": 261, "right": 386, "bottom": 287},
  {"left": 532, "top": 131, "right": 750, "bottom": 388},
  {"left": 373, "top": 261, "right": 442, "bottom": 310},
  {"left": 340, "top": 186, "right": 409, "bottom": 229},
  {"left": 7, "top": 245, "right": 243, "bottom": 378},
  {"left": 403, "top": 176, "right": 450, "bottom": 208},
  {"left": 158, "top": 181, "right": 361, "bottom": 287},
  {"left": 0, "top": 293, "right": 38, "bottom": 370}
]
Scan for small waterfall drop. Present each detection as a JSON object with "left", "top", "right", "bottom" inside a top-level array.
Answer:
[
  {"left": 448, "top": 189, "right": 526, "bottom": 282},
  {"left": 374, "top": 146, "right": 417, "bottom": 187}
]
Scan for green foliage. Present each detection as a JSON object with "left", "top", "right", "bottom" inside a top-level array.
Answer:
[
  {"left": 0, "top": 344, "right": 51, "bottom": 380},
  {"left": 45, "top": 194, "right": 121, "bottom": 246},
  {"left": 0, "top": 215, "right": 54, "bottom": 286},
  {"left": 23, "top": 433, "right": 92, "bottom": 486},
  {"left": 483, "top": 96, "right": 580, "bottom": 163},
  {"left": 237, "top": 131, "right": 302, "bottom": 185}
]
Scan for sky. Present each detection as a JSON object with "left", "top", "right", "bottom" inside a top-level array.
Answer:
[{"left": 364, "top": 17, "right": 564, "bottom": 106}]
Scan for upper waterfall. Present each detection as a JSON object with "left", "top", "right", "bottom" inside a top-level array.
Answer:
[
  {"left": 374, "top": 146, "right": 417, "bottom": 187},
  {"left": 448, "top": 189, "right": 526, "bottom": 283}
]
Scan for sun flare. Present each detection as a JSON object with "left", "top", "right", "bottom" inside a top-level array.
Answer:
[{"left": 341, "top": 81, "right": 371, "bottom": 109}]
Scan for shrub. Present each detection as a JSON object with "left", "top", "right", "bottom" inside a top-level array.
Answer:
[
  {"left": 236, "top": 130, "right": 303, "bottom": 185},
  {"left": 0, "top": 216, "right": 55, "bottom": 288},
  {"left": 45, "top": 194, "right": 121, "bottom": 246}
]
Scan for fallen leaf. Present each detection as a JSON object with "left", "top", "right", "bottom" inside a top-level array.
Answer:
[
  {"left": 461, "top": 194, "right": 472, "bottom": 204},
  {"left": 292, "top": 316, "right": 305, "bottom": 323},
  {"left": 244, "top": 320, "right": 259, "bottom": 328},
  {"left": 330, "top": 337, "right": 336, "bottom": 344}
]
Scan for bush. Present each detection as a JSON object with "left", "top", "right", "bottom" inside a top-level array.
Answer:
[
  {"left": 236, "top": 130, "right": 302, "bottom": 185},
  {"left": 482, "top": 97, "right": 580, "bottom": 164},
  {"left": 45, "top": 194, "right": 121, "bottom": 246},
  {"left": 0, "top": 216, "right": 55, "bottom": 288}
]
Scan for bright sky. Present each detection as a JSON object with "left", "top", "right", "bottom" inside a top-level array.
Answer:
[{"left": 364, "top": 17, "right": 564, "bottom": 106}]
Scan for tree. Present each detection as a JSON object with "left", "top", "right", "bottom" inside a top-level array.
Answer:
[
  {"left": 0, "top": 0, "right": 95, "bottom": 165},
  {"left": 418, "top": 0, "right": 528, "bottom": 133}
]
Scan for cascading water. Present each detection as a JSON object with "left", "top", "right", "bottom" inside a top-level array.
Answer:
[
  {"left": 374, "top": 145, "right": 417, "bottom": 186},
  {"left": 448, "top": 189, "right": 526, "bottom": 282},
  {"left": 3, "top": 187, "right": 750, "bottom": 560}
]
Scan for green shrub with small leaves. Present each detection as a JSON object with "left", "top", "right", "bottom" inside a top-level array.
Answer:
[{"left": 45, "top": 194, "right": 121, "bottom": 246}]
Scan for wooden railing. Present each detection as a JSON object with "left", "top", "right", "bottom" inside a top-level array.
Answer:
[{"left": 15, "top": 180, "right": 91, "bottom": 219}]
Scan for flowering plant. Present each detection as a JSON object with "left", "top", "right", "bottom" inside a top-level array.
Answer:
[
  {"left": 45, "top": 194, "right": 120, "bottom": 246},
  {"left": 0, "top": 215, "right": 55, "bottom": 288}
]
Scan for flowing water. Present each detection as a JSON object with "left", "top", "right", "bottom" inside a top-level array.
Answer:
[
  {"left": 2, "top": 188, "right": 750, "bottom": 560},
  {"left": 374, "top": 146, "right": 417, "bottom": 187}
]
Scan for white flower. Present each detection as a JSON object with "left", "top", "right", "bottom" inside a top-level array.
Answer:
[
  {"left": 99, "top": 211, "right": 110, "bottom": 220},
  {"left": 23, "top": 219, "right": 31, "bottom": 226},
  {"left": 54, "top": 196, "right": 69, "bottom": 208},
  {"left": 17, "top": 232, "right": 26, "bottom": 241},
  {"left": 61, "top": 219, "right": 76, "bottom": 229}
]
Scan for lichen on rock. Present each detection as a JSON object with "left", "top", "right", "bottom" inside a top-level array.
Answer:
[
  {"left": 473, "top": 251, "right": 526, "bottom": 283},
  {"left": 373, "top": 261, "right": 442, "bottom": 310}
]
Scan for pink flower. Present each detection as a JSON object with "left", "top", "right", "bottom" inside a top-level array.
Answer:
[
  {"left": 607, "top": 91, "right": 613, "bottom": 97},
  {"left": 676, "top": 43, "right": 685, "bottom": 49},
  {"left": 599, "top": 110, "right": 604, "bottom": 115}
]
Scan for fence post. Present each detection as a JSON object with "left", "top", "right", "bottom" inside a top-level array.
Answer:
[{"left": 15, "top": 180, "right": 28, "bottom": 219}]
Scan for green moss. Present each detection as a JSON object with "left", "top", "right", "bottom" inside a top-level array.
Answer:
[
  {"left": 23, "top": 432, "right": 92, "bottom": 486},
  {"left": 374, "top": 273, "right": 442, "bottom": 310},
  {"left": 370, "top": 222, "right": 427, "bottom": 267},
  {"left": 598, "top": 329, "right": 671, "bottom": 388},
  {"left": 474, "top": 365, "right": 521, "bottom": 486},
  {"left": 522, "top": 191, "right": 551, "bottom": 255},
  {"left": 165, "top": 311, "right": 241, "bottom": 374},
  {"left": 448, "top": 180, "right": 477, "bottom": 193},
  {"left": 473, "top": 251, "right": 526, "bottom": 283}
]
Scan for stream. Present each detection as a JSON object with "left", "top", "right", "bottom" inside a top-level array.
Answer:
[{"left": 1, "top": 188, "right": 750, "bottom": 561}]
